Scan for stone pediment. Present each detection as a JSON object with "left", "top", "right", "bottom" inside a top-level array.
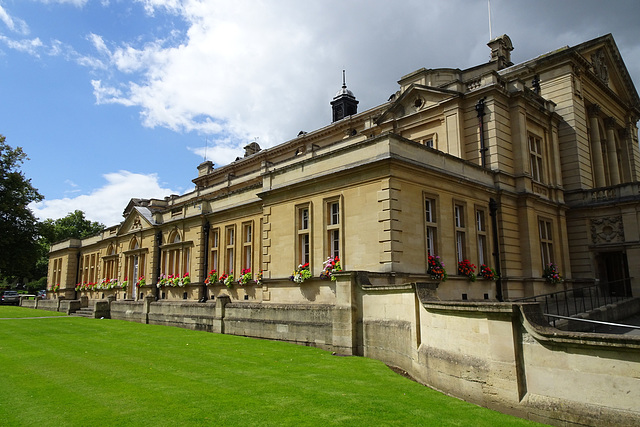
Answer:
[
  {"left": 376, "top": 85, "right": 460, "bottom": 123},
  {"left": 119, "top": 207, "right": 154, "bottom": 235},
  {"left": 575, "top": 35, "right": 640, "bottom": 110}
]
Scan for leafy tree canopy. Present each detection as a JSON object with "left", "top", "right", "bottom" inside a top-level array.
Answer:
[
  {"left": 0, "top": 135, "right": 43, "bottom": 281},
  {"left": 40, "top": 210, "right": 105, "bottom": 244}
]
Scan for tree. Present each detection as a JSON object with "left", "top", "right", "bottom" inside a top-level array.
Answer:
[
  {"left": 33, "top": 210, "right": 105, "bottom": 283},
  {"left": 39, "top": 210, "right": 105, "bottom": 244},
  {"left": 0, "top": 135, "right": 43, "bottom": 281}
]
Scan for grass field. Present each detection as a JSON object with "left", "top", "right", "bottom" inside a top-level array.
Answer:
[{"left": 0, "top": 306, "right": 540, "bottom": 426}]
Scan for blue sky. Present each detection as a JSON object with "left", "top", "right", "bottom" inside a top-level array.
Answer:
[{"left": 1, "top": 0, "right": 639, "bottom": 226}]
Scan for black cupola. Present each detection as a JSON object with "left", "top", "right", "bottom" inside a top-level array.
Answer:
[{"left": 331, "top": 70, "right": 358, "bottom": 122}]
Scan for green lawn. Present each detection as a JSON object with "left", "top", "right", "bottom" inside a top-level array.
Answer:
[
  {"left": 0, "top": 306, "right": 541, "bottom": 426},
  {"left": 0, "top": 305, "right": 67, "bottom": 318}
]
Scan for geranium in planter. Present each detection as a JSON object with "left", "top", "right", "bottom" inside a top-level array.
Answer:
[
  {"left": 427, "top": 255, "right": 447, "bottom": 281},
  {"left": 136, "top": 276, "right": 145, "bottom": 287},
  {"left": 223, "top": 272, "right": 234, "bottom": 288},
  {"left": 181, "top": 273, "right": 191, "bottom": 286},
  {"left": 290, "top": 263, "right": 311, "bottom": 284},
  {"left": 479, "top": 264, "right": 497, "bottom": 281},
  {"left": 238, "top": 268, "right": 252, "bottom": 285},
  {"left": 157, "top": 274, "right": 168, "bottom": 288},
  {"left": 458, "top": 259, "right": 476, "bottom": 282},
  {"left": 543, "top": 263, "right": 563, "bottom": 284},
  {"left": 319, "top": 256, "right": 341, "bottom": 281},
  {"left": 205, "top": 269, "right": 218, "bottom": 285}
]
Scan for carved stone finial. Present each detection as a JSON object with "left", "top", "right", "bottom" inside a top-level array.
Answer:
[{"left": 487, "top": 34, "right": 514, "bottom": 69}]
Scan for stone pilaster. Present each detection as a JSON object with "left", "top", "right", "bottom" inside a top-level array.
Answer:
[
  {"left": 605, "top": 117, "right": 620, "bottom": 186},
  {"left": 588, "top": 104, "right": 606, "bottom": 188}
]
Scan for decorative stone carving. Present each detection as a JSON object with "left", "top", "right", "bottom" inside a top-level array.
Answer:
[
  {"left": 132, "top": 217, "right": 142, "bottom": 230},
  {"left": 591, "top": 216, "right": 624, "bottom": 244},
  {"left": 587, "top": 103, "right": 601, "bottom": 117},
  {"left": 591, "top": 49, "right": 609, "bottom": 84}
]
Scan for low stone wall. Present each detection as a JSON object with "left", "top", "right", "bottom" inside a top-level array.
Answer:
[
  {"left": 517, "top": 304, "right": 640, "bottom": 426},
  {"left": 35, "top": 299, "right": 60, "bottom": 312},
  {"left": 21, "top": 299, "right": 36, "bottom": 309},
  {"left": 110, "top": 300, "right": 147, "bottom": 323},
  {"left": 148, "top": 300, "right": 219, "bottom": 332},
  {"left": 224, "top": 303, "right": 334, "bottom": 350}
]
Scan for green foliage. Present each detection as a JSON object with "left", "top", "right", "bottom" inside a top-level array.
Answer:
[
  {"left": 0, "top": 135, "right": 43, "bottom": 281},
  {"left": 0, "top": 308, "right": 539, "bottom": 426},
  {"left": 25, "top": 276, "right": 47, "bottom": 293},
  {"left": 34, "top": 210, "right": 105, "bottom": 284},
  {"left": 39, "top": 209, "right": 104, "bottom": 244}
]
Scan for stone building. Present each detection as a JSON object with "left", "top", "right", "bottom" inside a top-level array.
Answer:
[{"left": 48, "top": 33, "right": 640, "bottom": 304}]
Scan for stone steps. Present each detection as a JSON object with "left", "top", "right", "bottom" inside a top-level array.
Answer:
[{"left": 72, "top": 307, "right": 95, "bottom": 318}]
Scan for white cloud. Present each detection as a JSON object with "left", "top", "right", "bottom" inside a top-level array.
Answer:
[
  {"left": 0, "top": 35, "right": 43, "bottom": 56},
  {"left": 34, "top": 0, "right": 89, "bottom": 6},
  {"left": 188, "top": 143, "right": 244, "bottom": 167},
  {"left": 30, "top": 170, "right": 175, "bottom": 226},
  {"left": 0, "top": 4, "right": 29, "bottom": 35},
  {"left": 85, "top": 0, "right": 640, "bottom": 168},
  {"left": 91, "top": 1, "right": 338, "bottom": 157}
]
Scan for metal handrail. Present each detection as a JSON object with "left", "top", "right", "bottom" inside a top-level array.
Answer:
[
  {"left": 513, "top": 279, "right": 633, "bottom": 327},
  {"left": 543, "top": 313, "right": 640, "bottom": 330}
]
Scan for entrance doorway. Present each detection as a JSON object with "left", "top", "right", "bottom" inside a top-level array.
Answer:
[{"left": 596, "top": 251, "right": 632, "bottom": 297}]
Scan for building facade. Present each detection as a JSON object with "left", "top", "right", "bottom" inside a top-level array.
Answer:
[{"left": 48, "top": 34, "right": 640, "bottom": 303}]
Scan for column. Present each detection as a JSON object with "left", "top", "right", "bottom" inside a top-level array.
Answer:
[
  {"left": 605, "top": 117, "right": 620, "bottom": 186},
  {"left": 588, "top": 105, "right": 606, "bottom": 188}
]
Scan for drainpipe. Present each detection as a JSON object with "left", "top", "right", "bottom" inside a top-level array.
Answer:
[
  {"left": 201, "top": 221, "right": 210, "bottom": 302},
  {"left": 476, "top": 97, "right": 487, "bottom": 168},
  {"left": 74, "top": 251, "right": 80, "bottom": 300},
  {"left": 155, "top": 230, "right": 162, "bottom": 301},
  {"left": 489, "top": 198, "right": 504, "bottom": 302}
]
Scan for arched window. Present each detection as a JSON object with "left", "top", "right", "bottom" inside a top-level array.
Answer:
[
  {"left": 103, "top": 243, "right": 118, "bottom": 280},
  {"left": 129, "top": 237, "right": 140, "bottom": 250},
  {"left": 169, "top": 230, "right": 181, "bottom": 244},
  {"left": 161, "top": 229, "right": 190, "bottom": 278}
]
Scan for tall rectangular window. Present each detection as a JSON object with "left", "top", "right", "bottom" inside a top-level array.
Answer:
[
  {"left": 476, "top": 209, "right": 488, "bottom": 266},
  {"left": 210, "top": 228, "right": 219, "bottom": 271},
  {"left": 297, "top": 206, "right": 310, "bottom": 265},
  {"left": 242, "top": 222, "right": 253, "bottom": 270},
  {"left": 529, "top": 134, "right": 544, "bottom": 182},
  {"left": 539, "top": 219, "right": 554, "bottom": 268},
  {"left": 53, "top": 258, "right": 62, "bottom": 285},
  {"left": 425, "top": 197, "right": 438, "bottom": 256},
  {"left": 182, "top": 248, "right": 190, "bottom": 276},
  {"left": 163, "top": 248, "right": 180, "bottom": 276},
  {"left": 89, "top": 254, "right": 96, "bottom": 283},
  {"left": 454, "top": 204, "right": 466, "bottom": 263},
  {"left": 225, "top": 226, "right": 235, "bottom": 275},
  {"left": 326, "top": 200, "right": 341, "bottom": 259}
]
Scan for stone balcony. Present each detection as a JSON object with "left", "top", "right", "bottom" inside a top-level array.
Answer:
[{"left": 565, "top": 182, "right": 640, "bottom": 207}]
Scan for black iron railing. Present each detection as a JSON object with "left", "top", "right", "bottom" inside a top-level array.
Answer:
[{"left": 513, "top": 279, "right": 633, "bottom": 327}]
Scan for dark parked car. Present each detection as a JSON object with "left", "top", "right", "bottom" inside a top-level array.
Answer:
[{"left": 1, "top": 290, "right": 20, "bottom": 305}]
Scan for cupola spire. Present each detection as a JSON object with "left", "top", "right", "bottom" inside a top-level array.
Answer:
[{"left": 331, "top": 70, "right": 359, "bottom": 122}]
